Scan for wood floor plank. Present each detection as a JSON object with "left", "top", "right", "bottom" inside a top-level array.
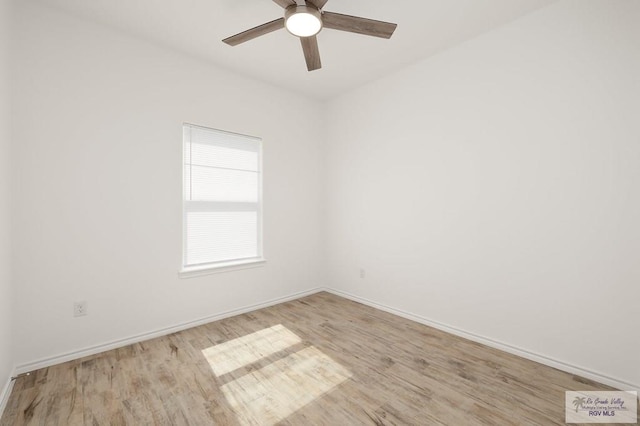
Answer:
[{"left": 1, "top": 292, "right": 633, "bottom": 425}]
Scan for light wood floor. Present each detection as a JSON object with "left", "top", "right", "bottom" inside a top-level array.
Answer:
[{"left": 1, "top": 292, "right": 629, "bottom": 425}]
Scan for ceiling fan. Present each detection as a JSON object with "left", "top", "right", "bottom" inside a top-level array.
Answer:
[{"left": 222, "top": 0, "right": 397, "bottom": 72}]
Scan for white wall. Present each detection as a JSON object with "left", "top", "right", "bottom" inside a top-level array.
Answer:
[
  {"left": 0, "top": 0, "right": 14, "bottom": 394},
  {"left": 11, "top": 2, "right": 324, "bottom": 366},
  {"left": 325, "top": 0, "right": 640, "bottom": 388}
]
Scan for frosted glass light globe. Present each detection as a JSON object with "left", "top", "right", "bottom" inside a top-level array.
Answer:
[{"left": 285, "top": 6, "right": 322, "bottom": 37}]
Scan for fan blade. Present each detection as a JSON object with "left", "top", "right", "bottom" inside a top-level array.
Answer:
[
  {"left": 306, "top": 0, "right": 328, "bottom": 9},
  {"left": 322, "top": 12, "right": 397, "bottom": 39},
  {"left": 300, "top": 36, "right": 321, "bottom": 71},
  {"left": 222, "top": 18, "right": 285, "bottom": 46},
  {"left": 273, "top": 0, "right": 296, "bottom": 8}
]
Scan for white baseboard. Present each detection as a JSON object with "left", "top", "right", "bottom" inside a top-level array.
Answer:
[
  {"left": 12, "top": 286, "right": 639, "bottom": 395},
  {"left": 15, "top": 287, "right": 324, "bottom": 375},
  {"left": 0, "top": 368, "right": 16, "bottom": 420},
  {"left": 324, "top": 288, "right": 639, "bottom": 393}
]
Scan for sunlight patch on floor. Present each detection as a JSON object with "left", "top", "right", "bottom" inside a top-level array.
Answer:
[
  {"left": 202, "top": 324, "right": 352, "bottom": 425},
  {"left": 221, "top": 346, "right": 351, "bottom": 425},
  {"left": 201, "top": 324, "right": 300, "bottom": 376}
]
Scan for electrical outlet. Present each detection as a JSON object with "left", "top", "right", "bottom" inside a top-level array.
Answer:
[
  {"left": 74, "top": 301, "right": 88, "bottom": 317},
  {"left": 359, "top": 268, "right": 366, "bottom": 279}
]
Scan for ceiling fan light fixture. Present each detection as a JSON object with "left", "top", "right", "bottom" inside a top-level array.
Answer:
[
  {"left": 223, "top": 1, "right": 398, "bottom": 72},
  {"left": 285, "top": 6, "right": 322, "bottom": 38}
]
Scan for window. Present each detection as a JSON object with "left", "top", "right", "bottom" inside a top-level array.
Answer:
[{"left": 182, "top": 124, "right": 264, "bottom": 274}]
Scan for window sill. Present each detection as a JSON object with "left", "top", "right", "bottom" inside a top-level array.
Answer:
[{"left": 179, "top": 258, "right": 266, "bottom": 279}]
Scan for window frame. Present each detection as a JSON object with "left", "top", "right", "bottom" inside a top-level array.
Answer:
[{"left": 179, "top": 123, "right": 265, "bottom": 278}]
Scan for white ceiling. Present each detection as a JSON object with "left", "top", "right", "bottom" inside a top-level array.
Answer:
[{"left": 33, "top": 0, "right": 557, "bottom": 100}]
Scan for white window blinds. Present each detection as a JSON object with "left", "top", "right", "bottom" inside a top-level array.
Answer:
[{"left": 183, "top": 124, "right": 263, "bottom": 270}]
